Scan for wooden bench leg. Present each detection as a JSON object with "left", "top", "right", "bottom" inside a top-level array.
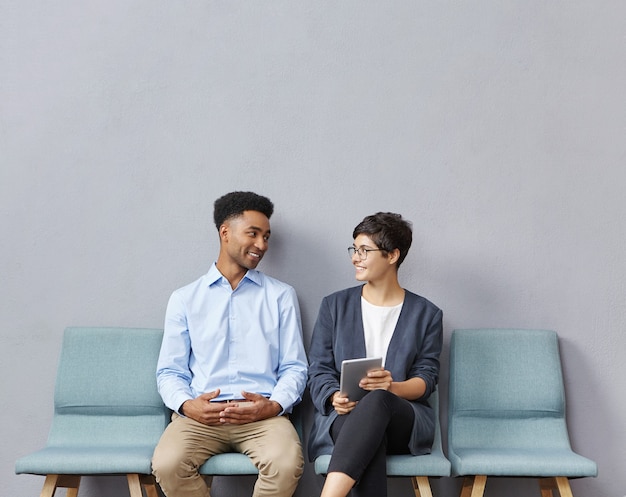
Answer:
[
  {"left": 126, "top": 473, "right": 161, "bottom": 497},
  {"left": 140, "top": 474, "right": 160, "bottom": 497},
  {"left": 460, "top": 475, "right": 487, "bottom": 497},
  {"left": 540, "top": 478, "right": 555, "bottom": 497},
  {"left": 40, "top": 475, "right": 60, "bottom": 497},
  {"left": 127, "top": 474, "right": 144, "bottom": 497},
  {"left": 554, "top": 477, "right": 574, "bottom": 497},
  {"left": 40, "top": 475, "right": 81, "bottom": 497},
  {"left": 411, "top": 476, "right": 433, "bottom": 497},
  {"left": 63, "top": 477, "right": 80, "bottom": 497},
  {"left": 539, "top": 477, "right": 574, "bottom": 497}
]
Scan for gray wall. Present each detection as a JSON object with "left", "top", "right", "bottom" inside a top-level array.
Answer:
[{"left": 2, "top": 2, "right": 624, "bottom": 496}]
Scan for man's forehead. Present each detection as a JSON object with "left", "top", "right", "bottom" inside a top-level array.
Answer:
[{"left": 228, "top": 210, "right": 271, "bottom": 229}]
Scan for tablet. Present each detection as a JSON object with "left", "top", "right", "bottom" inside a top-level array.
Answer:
[{"left": 339, "top": 357, "right": 383, "bottom": 401}]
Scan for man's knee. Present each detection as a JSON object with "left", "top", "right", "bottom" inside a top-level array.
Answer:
[
  {"left": 152, "top": 440, "right": 197, "bottom": 482},
  {"left": 253, "top": 442, "right": 303, "bottom": 497},
  {"left": 258, "top": 439, "right": 304, "bottom": 478},
  {"left": 152, "top": 444, "right": 179, "bottom": 482},
  {"left": 153, "top": 447, "right": 210, "bottom": 497}
]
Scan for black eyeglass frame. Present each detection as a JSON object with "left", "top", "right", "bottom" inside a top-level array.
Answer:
[{"left": 347, "top": 246, "right": 385, "bottom": 260}]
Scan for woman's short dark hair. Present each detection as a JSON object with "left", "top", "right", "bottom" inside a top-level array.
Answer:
[
  {"left": 213, "top": 191, "right": 274, "bottom": 229},
  {"left": 353, "top": 212, "right": 413, "bottom": 268}
]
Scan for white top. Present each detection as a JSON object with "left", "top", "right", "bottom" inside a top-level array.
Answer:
[{"left": 361, "top": 296, "right": 403, "bottom": 367}]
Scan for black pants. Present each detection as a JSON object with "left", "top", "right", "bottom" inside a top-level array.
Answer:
[{"left": 328, "top": 389, "right": 415, "bottom": 497}]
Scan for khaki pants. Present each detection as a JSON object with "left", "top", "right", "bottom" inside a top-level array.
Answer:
[{"left": 152, "top": 413, "right": 303, "bottom": 497}]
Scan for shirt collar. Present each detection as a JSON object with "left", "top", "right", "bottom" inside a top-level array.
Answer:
[{"left": 206, "top": 262, "right": 262, "bottom": 288}]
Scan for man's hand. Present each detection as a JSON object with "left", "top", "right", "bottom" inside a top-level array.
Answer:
[
  {"left": 180, "top": 389, "right": 225, "bottom": 426},
  {"left": 218, "top": 392, "right": 282, "bottom": 425}
]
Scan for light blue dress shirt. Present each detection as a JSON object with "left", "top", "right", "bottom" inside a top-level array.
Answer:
[{"left": 157, "top": 263, "right": 308, "bottom": 415}]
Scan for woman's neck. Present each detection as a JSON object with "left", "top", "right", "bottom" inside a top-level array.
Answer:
[{"left": 362, "top": 279, "right": 405, "bottom": 307}]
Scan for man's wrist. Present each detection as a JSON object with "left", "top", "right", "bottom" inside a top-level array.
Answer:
[{"left": 271, "top": 400, "right": 283, "bottom": 416}]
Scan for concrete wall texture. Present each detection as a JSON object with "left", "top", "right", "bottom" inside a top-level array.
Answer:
[{"left": 2, "top": 2, "right": 625, "bottom": 496}]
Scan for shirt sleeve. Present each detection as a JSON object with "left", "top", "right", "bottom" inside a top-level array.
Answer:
[
  {"left": 268, "top": 286, "right": 308, "bottom": 414},
  {"left": 156, "top": 291, "right": 195, "bottom": 412}
]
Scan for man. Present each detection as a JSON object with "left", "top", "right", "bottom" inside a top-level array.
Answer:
[{"left": 152, "top": 191, "right": 308, "bottom": 497}]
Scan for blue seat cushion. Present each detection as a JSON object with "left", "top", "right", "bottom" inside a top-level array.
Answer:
[
  {"left": 199, "top": 453, "right": 258, "bottom": 475},
  {"left": 15, "top": 445, "right": 155, "bottom": 475},
  {"left": 449, "top": 448, "right": 598, "bottom": 478},
  {"left": 314, "top": 453, "right": 451, "bottom": 477}
]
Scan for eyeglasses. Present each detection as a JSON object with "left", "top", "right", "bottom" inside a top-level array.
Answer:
[{"left": 348, "top": 246, "right": 385, "bottom": 260}]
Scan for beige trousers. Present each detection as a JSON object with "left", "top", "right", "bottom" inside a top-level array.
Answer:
[{"left": 152, "top": 413, "right": 303, "bottom": 497}]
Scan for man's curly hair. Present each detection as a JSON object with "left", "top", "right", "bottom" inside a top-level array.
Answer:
[{"left": 213, "top": 191, "right": 274, "bottom": 230}]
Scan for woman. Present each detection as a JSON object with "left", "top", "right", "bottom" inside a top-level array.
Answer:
[{"left": 307, "top": 212, "right": 443, "bottom": 497}]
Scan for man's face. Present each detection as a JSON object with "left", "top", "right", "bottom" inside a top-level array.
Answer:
[{"left": 221, "top": 210, "right": 271, "bottom": 270}]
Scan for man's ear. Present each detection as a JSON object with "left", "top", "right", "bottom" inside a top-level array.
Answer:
[{"left": 219, "top": 223, "right": 229, "bottom": 242}]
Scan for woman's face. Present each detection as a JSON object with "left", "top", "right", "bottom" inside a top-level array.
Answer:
[{"left": 351, "top": 234, "right": 393, "bottom": 282}]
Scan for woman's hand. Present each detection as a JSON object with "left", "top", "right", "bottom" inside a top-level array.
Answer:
[
  {"left": 359, "top": 367, "right": 393, "bottom": 392},
  {"left": 331, "top": 391, "right": 357, "bottom": 415}
]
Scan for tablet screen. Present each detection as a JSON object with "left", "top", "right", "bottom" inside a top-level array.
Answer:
[{"left": 339, "top": 357, "right": 383, "bottom": 401}]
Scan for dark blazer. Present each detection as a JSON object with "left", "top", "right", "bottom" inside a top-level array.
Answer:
[{"left": 307, "top": 285, "right": 443, "bottom": 461}]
